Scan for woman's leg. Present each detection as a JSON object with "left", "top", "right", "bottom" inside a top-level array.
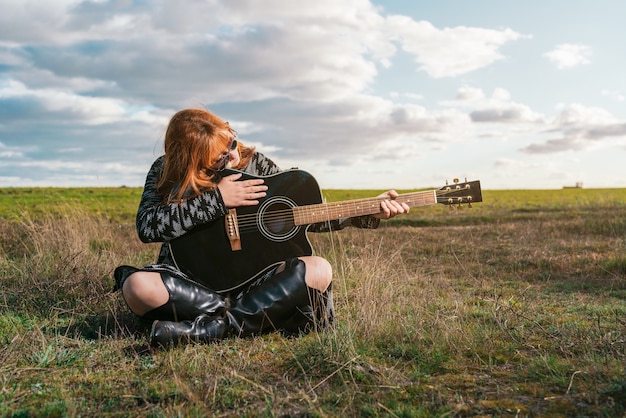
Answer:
[
  {"left": 120, "top": 255, "right": 331, "bottom": 318},
  {"left": 299, "top": 256, "right": 334, "bottom": 330},
  {"left": 300, "top": 256, "right": 333, "bottom": 292},
  {"left": 122, "top": 271, "right": 169, "bottom": 317},
  {"left": 144, "top": 257, "right": 333, "bottom": 346}
]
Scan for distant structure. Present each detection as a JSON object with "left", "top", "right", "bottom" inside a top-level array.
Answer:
[{"left": 563, "top": 182, "right": 583, "bottom": 189}]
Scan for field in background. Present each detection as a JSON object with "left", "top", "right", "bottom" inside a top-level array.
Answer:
[{"left": 0, "top": 186, "right": 625, "bottom": 416}]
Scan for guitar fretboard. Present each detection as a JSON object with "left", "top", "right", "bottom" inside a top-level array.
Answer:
[{"left": 292, "top": 190, "right": 437, "bottom": 226}]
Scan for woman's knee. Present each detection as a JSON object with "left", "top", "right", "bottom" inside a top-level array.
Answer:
[
  {"left": 121, "top": 271, "right": 169, "bottom": 316},
  {"left": 300, "top": 256, "right": 332, "bottom": 292}
]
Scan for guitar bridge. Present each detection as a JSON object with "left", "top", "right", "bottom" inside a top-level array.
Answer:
[{"left": 225, "top": 208, "right": 242, "bottom": 251}]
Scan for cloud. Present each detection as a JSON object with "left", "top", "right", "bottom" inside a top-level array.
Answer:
[
  {"left": 0, "top": 149, "right": 158, "bottom": 187},
  {"left": 0, "top": 79, "right": 127, "bottom": 125},
  {"left": 388, "top": 17, "right": 525, "bottom": 78},
  {"left": 444, "top": 88, "right": 626, "bottom": 156},
  {"left": 470, "top": 105, "right": 542, "bottom": 124},
  {"left": 521, "top": 103, "right": 626, "bottom": 154},
  {"left": 445, "top": 87, "right": 544, "bottom": 124},
  {"left": 0, "top": 78, "right": 171, "bottom": 159},
  {"left": 455, "top": 86, "right": 486, "bottom": 102},
  {"left": 218, "top": 95, "right": 471, "bottom": 162},
  {"left": 544, "top": 43, "right": 591, "bottom": 69},
  {"left": 601, "top": 89, "right": 625, "bottom": 102},
  {"left": 0, "top": 141, "right": 27, "bottom": 158}
]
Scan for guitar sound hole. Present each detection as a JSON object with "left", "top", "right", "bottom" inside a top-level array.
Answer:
[
  {"left": 257, "top": 197, "right": 299, "bottom": 242},
  {"left": 266, "top": 202, "right": 294, "bottom": 233}
]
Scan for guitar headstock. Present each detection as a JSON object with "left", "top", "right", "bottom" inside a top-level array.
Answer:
[{"left": 437, "top": 179, "right": 482, "bottom": 208}]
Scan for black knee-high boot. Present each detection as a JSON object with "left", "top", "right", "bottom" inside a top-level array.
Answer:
[
  {"left": 115, "top": 264, "right": 227, "bottom": 322},
  {"left": 226, "top": 257, "right": 312, "bottom": 337},
  {"left": 149, "top": 314, "right": 229, "bottom": 347},
  {"left": 150, "top": 258, "right": 317, "bottom": 347},
  {"left": 281, "top": 285, "right": 335, "bottom": 335}
]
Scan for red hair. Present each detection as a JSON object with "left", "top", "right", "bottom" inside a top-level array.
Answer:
[{"left": 157, "top": 108, "right": 255, "bottom": 203}]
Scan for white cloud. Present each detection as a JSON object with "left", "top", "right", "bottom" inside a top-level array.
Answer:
[
  {"left": 470, "top": 104, "right": 542, "bottom": 124},
  {"left": 388, "top": 17, "right": 525, "bottom": 77},
  {"left": 0, "top": 141, "right": 31, "bottom": 158},
  {"left": 445, "top": 87, "right": 544, "bottom": 124},
  {"left": 555, "top": 102, "right": 618, "bottom": 126},
  {"left": 522, "top": 103, "right": 626, "bottom": 154},
  {"left": 0, "top": 150, "right": 23, "bottom": 158},
  {"left": 544, "top": 43, "right": 591, "bottom": 69},
  {"left": 0, "top": 0, "right": 77, "bottom": 42},
  {"left": 456, "top": 86, "right": 486, "bottom": 102},
  {"left": 602, "top": 89, "right": 625, "bottom": 102},
  {"left": 0, "top": 78, "right": 170, "bottom": 128}
]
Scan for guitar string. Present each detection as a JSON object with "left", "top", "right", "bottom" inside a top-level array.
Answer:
[
  {"left": 232, "top": 193, "right": 429, "bottom": 227},
  {"left": 230, "top": 188, "right": 474, "bottom": 233}
]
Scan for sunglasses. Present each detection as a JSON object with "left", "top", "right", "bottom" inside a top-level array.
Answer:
[{"left": 211, "top": 138, "right": 238, "bottom": 172}]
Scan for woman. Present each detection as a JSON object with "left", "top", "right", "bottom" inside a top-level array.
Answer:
[{"left": 114, "top": 108, "right": 409, "bottom": 347}]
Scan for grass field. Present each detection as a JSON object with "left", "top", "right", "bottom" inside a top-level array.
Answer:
[{"left": 1, "top": 186, "right": 625, "bottom": 417}]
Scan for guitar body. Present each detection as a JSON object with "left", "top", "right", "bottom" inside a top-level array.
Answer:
[{"left": 168, "top": 169, "right": 323, "bottom": 294}]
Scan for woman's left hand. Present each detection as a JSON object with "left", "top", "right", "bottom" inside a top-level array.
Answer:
[{"left": 371, "top": 190, "right": 410, "bottom": 219}]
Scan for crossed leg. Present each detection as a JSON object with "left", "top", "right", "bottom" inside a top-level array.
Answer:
[{"left": 121, "top": 255, "right": 332, "bottom": 317}]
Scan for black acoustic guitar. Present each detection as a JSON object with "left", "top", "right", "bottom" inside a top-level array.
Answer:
[{"left": 168, "top": 169, "right": 482, "bottom": 294}]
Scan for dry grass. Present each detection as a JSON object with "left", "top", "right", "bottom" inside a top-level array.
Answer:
[{"left": 1, "top": 187, "right": 625, "bottom": 416}]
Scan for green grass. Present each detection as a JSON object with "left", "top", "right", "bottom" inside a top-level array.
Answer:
[
  {"left": 0, "top": 187, "right": 142, "bottom": 223},
  {"left": 1, "top": 186, "right": 625, "bottom": 416}
]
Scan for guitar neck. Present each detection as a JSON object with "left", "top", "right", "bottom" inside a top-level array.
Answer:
[{"left": 292, "top": 190, "right": 436, "bottom": 226}]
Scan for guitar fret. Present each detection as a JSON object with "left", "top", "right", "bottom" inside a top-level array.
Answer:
[{"left": 294, "top": 190, "right": 438, "bottom": 225}]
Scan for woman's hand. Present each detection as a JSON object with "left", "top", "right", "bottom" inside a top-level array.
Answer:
[
  {"left": 371, "top": 190, "right": 410, "bottom": 219},
  {"left": 217, "top": 173, "right": 268, "bottom": 208}
]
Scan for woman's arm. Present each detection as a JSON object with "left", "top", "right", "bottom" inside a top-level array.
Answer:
[
  {"left": 241, "top": 152, "right": 281, "bottom": 176},
  {"left": 135, "top": 157, "right": 229, "bottom": 243},
  {"left": 308, "top": 216, "right": 380, "bottom": 233},
  {"left": 136, "top": 152, "right": 281, "bottom": 243}
]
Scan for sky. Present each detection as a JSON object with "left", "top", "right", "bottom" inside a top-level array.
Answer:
[{"left": 1, "top": 0, "right": 625, "bottom": 190}]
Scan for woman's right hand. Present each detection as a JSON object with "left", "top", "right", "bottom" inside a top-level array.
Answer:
[{"left": 217, "top": 173, "right": 268, "bottom": 208}]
